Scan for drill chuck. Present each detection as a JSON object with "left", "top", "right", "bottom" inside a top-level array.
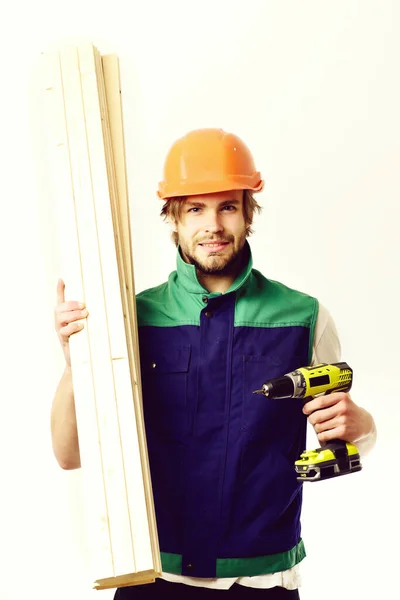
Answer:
[
  {"left": 253, "top": 371, "right": 305, "bottom": 399},
  {"left": 254, "top": 376, "right": 295, "bottom": 399}
]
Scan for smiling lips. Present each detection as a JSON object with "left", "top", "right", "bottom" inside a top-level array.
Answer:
[{"left": 199, "top": 241, "right": 230, "bottom": 252}]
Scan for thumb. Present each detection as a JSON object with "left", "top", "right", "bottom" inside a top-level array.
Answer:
[{"left": 56, "top": 278, "right": 65, "bottom": 304}]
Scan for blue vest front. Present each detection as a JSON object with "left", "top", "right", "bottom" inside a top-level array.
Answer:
[{"left": 136, "top": 244, "right": 318, "bottom": 578}]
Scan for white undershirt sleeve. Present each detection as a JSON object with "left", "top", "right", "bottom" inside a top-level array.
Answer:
[{"left": 311, "top": 302, "right": 342, "bottom": 365}]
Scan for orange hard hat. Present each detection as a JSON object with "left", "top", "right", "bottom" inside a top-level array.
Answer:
[{"left": 157, "top": 128, "right": 264, "bottom": 200}]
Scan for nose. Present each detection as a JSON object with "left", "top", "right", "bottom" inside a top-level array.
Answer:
[{"left": 205, "top": 210, "right": 223, "bottom": 233}]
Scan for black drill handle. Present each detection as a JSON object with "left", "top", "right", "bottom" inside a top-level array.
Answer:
[
  {"left": 319, "top": 438, "right": 347, "bottom": 451},
  {"left": 319, "top": 439, "right": 350, "bottom": 472}
]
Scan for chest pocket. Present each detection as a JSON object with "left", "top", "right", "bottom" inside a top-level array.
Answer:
[{"left": 141, "top": 344, "right": 191, "bottom": 442}]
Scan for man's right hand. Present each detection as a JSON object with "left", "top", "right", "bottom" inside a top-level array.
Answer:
[{"left": 54, "top": 279, "right": 89, "bottom": 367}]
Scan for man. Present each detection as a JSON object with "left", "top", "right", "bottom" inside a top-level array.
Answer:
[{"left": 51, "top": 128, "right": 376, "bottom": 599}]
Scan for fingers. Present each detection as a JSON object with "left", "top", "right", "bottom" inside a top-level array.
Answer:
[
  {"left": 59, "top": 321, "right": 85, "bottom": 337},
  {"left": 58, "top": 300, "right": 86, "bottom": 312},
  {"left": 54, "top": 299, "right": 88, "bottom": 334},
  {"left": 317, "top": 424, "right": 347, "bottom": 444},
  {"left": 303, "top": 392, "right": 348, "bottom": 415},
  {"left": 59, "top": 308, "right": 89, "bottom": 327},
  {"left": 313, "top": 415, "right": 345, "bottom": 435},
  {"left": 306, "top": 404, "right": 340, "bottom": 426},
  {"left": 54, "top": 279, "right": 88, "bottom": 345},
  {"left": 304, "top": 392, "right": 363, "bottom": 445}
]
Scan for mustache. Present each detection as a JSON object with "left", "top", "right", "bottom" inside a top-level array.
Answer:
[{"left": 197, "top": 235, "right": 234, "bottom": 244}]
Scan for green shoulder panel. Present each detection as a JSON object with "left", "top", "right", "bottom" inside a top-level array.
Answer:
[
  {"left": 235, "top": 269, "right": 318, "bottom": 328},
  {"left": 136, "top": 272, "right": 202, "bottom": 327},
  {"left": 235, "top": 270, "right": 319, "bottom": 361}
]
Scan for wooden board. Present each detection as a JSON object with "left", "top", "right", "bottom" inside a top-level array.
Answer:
[
  {"left": 41, "top": 42, "right": 161, "bottom": 590},
  {"left": 100, "top": 51, "right": 160, "bottom": 578},
  {"left": 93, "top": 46, "right": 161, "bottom": 581},
  {"left": 42, "top": 49, "right": 114, "bottom": 579}
]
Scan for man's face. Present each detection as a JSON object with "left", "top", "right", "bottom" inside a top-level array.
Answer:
[{"left": 172, "top": 190, "right": 247, "bottom": 275}]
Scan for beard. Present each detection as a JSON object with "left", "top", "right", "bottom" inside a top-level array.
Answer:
[{"left": 180, "top": 232, "right": 248, "bottom": 276}]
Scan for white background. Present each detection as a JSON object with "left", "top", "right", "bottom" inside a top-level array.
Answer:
[{"left": 0, "top": 1, "right": 399, "bottom": 599}]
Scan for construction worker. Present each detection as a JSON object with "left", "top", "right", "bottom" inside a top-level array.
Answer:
[{"left": 51, "top": 128, "right": 377, "bottom": 599}]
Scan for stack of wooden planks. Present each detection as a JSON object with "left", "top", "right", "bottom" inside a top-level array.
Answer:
[{"left": 41, "top": 43, "right": 161, "bottom": 590}]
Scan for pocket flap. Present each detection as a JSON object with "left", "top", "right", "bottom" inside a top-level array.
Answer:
[{"left": 142, "top": 345, "right": 191, "bottom": 374}]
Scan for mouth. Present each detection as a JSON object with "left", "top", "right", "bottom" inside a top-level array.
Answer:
[{"left": 198, "top": 241, "right": 230, "bottom": 253}]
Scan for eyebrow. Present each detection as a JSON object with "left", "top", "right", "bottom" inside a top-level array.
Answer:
[{"left": 186, "top": 199, "right": 241, "bottom": 208}]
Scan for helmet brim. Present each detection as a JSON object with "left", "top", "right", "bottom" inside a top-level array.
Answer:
[{"left": 157, "top": 176, "right": 264, "bottom": 200}]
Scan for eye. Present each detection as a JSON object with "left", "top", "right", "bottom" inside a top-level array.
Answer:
[
  {"left": 188, "top": 207, "right": 201, "bottom": 213},
  {"left": 221, "top": 205, "right": 236, "bottom": 211}
]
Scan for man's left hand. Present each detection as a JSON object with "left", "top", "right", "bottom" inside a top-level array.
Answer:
[{"left": 302, "top": 392, "right": 374, "bottom": 445}]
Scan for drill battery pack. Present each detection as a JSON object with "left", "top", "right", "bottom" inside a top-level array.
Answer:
[{"left": 295, "top": 441, "right": 362, "bottom": 482}]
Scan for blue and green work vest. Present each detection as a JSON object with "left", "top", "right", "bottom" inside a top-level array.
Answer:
[{"left": 136, "top": 243, "right": 319, "bottom": 579}]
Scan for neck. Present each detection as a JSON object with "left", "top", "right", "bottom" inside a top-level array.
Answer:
[{"left": 196, "top": 271, "right": 235, "bottom": 294}]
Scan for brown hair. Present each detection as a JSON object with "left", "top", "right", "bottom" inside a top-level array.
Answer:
[{"left": 160, "top": 190, "right": 262, "bottom": 246}]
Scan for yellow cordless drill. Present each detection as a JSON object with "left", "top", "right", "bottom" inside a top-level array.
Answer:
[{"left": 253, "top": 362, "right": 362, "bottom": 482}]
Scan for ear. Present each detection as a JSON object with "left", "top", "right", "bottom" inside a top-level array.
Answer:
[{"left": 170, "top": 218, "right": 178, "bottom": 233}]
